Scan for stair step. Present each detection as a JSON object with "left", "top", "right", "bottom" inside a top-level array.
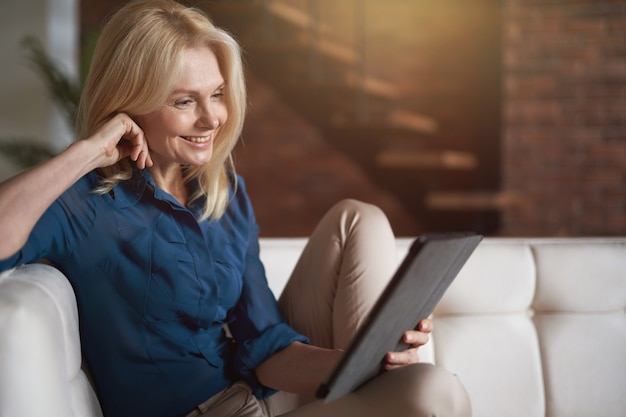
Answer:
[
  {"left": 387, "top": 109, "right": 438, "bottom": 134},
  {"left": 203, "top": 1, "right": 262, "bottom": 21},
  {"left": 209, "top": 1, "right": 346, "bottom": 48},
  {"left": 210, "top": 2, "right": 400, "bottom": 100},
  {"left": 245, "top": 36, "right": 358, "bottom": 65},
  {"left": 376, "top": 149, "right": 477, "bottom": 170},
  {"left": 260, "top": 81, "right": 436, "bottom": 135},
  {"left": 269, "top": 77, "right": 396, "bottom": 104},
  {"left": 326, "top": 111, "right": 437, "bottom": 135},
  {"left": 264, "top": 0, "right": 314, "bottom": 30},
  {"left": 425, "top": 191, "right": 519, "bottom": 211}
]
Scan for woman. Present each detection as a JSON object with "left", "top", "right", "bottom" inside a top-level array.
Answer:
[{"left": 0, "top": 1, "right": 471, "bottom": 416}]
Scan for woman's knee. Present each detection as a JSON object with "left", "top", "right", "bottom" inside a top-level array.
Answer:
[
  {"left": 326, "top": 199, "right": 394, "bottom": 241},
  {"left": 403, "top": 364, "right": 471, "bottom": 417},
  {"left": 329, "top": 198, "right": 388, "bottom": 225},
  {"left": 359, "top": 363, "right": 472, "bottom": 417}
]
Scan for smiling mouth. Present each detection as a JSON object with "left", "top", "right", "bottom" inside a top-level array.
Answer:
[{"left": 181, "top": 136, "right": 211, "bottom": 143}]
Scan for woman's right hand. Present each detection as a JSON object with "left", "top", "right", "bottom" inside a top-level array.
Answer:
[
  {"left": 0, "top": 113, "right": 151, "bottom": 260},
  {"left": 87, "top": 113, "right": 153, "bottom": 170}
]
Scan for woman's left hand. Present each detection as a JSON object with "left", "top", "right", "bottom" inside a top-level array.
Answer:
[{"left": 382, "top": 318, "right": 432, "bottom": 370}]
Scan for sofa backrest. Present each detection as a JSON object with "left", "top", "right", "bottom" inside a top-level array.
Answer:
[
  {"left": 261, "top": 237, "right": 626, "bottom": 417},
  {"left": 412, "top": 238, "right": 626, "bottom": 417}
]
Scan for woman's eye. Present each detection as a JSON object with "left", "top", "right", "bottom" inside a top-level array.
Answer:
[
  {"left": 174, "top": 99, "right": 193, "bottom": 107},
  {"left": 211, "top": 91, "right": 224, "bottom": 101}
]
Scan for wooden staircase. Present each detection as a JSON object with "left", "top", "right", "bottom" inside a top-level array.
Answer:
[{"left": 202, "top": 0, "right": 503, "bottom": 234}]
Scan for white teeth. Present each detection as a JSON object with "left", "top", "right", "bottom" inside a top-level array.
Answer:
[{"left": 184, "top": 136, "right": 210, "bottom": 143}]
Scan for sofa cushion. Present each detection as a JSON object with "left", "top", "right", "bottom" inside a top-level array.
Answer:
[
  {"left": 435, "top": 240, "right": 536, "bottom": 314},
  {"left": 435, "top": 316, "right": 545, "bottom": 417},
  {"left": 533, "top": 240, "right": 626, "bottom": 312},
  {"left": 431, "top": 240, "right": 545, "bottom": 417},
  {"left": 532, "top": 240, "right": 626, "bottom": 417}
]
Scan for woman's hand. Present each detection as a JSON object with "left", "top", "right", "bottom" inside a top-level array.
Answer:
[
  {"left": 382, "top": 318, "right": 432, "bottom": 370},
  {"left": 0, "top": 113, "right": 151, "bottom": 260},
  {"left": 87, "top": 113, "right": 153, "bottom": 169}
]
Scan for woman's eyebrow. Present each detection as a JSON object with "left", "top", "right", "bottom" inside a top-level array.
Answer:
[{"left": 170, "top": 82, "right": 226, "bottom": 96}]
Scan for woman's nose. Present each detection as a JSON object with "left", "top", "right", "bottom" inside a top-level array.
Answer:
[{"left": 197, "top": 105, "right": 219, "bottom": 129}]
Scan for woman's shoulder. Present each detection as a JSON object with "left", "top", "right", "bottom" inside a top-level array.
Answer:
[
  {"left": 57, "top": 171, "right": 98, "bottom": 199},
  {"left": 223, "top": 171, "right": 257, "bottom": 224},
  {"left": 50, "top": 173, "right": 88, "bottom": 210},
  {"left": 228, "top": 171, "right": 253, "bottom": 206},
  {"left": 54, "top": 171, "right": 113, "bottom": 213},
  {"left": 230, "top": 171, "right": 247, "bottom": 193}
]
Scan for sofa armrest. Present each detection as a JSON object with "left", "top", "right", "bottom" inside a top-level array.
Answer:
[{"left": 0, "top": 264, "right": 102, "bottom": 417}]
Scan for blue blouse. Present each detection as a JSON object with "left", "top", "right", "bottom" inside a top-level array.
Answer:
[{"left": 0, "top": 168, "right": 308, "bottom": 417}]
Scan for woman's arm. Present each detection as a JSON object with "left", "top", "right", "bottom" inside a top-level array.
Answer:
[
  {"left": 255, "top": 318, "right": 433, "bottom": 393},
  {"left": 255, "top": 341, "right": 343, "bottom": 393},
  {"left": 0, "top": 113, "right": 151, "bottom": 260}
]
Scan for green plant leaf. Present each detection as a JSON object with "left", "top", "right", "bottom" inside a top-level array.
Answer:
[
  {"left": 21, "top": 36, "right": 81, "bottom": 129},
  {"left": 0, "top": 139, "right": 57, "bottom": 168}
]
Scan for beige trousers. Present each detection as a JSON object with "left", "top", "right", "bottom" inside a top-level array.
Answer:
[{"left": 187, "top": 199, "right": 471, "bottom": 417}]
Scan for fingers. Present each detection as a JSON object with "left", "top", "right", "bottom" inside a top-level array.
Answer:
[
  {"left": 119, "top": 115, "right": 152, "bottom": 169},
  {"left": 416, "top": 318, "right": 433, "bottom": 333},
  {"left": 93, "top": 113, "right": 151, "bottom": 169},
  {"left": 136, "top": 150, "right": 154, "bottom": 169},
  {"left": 401, "top": 318, "right": 432, "bottom": 346},
  {"left": 130, "top": 146, "right": 153, "bottom": 170},
  {"left": 382, "top": 319, "right": 433, "bottom": 370},
  {"left": 384, "top": 349, "right": 420, "bottom": 370},
  {"left": 403, "top": 330, "right": 429, "bottom": 346}
]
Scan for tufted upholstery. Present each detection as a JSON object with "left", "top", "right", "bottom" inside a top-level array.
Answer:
[
  {"left": 0, "top": 238, "right": 625, "bottom": 417},
  {"left": 427, "top": 239, "right": 626, "bottom": 417}
]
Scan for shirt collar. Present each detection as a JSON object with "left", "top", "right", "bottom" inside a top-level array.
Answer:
[
  {"left": 105, "top": 168, "right": 157, "bottom": 208},
  {"left": 108, "top": 168, "right": 201, "bottom": 214}
]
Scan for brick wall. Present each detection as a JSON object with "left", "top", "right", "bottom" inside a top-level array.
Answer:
[{"left": 502, "top": 0, "right": 626, "bottom": 236}]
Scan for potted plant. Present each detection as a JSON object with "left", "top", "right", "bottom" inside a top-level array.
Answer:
[{"left": 0, "top": 33, "right": 97, "bottom": 169}]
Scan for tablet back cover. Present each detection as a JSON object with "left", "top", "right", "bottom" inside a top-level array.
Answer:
[{"left": 317, "top": 233, "right": 482, "bottom": 403}]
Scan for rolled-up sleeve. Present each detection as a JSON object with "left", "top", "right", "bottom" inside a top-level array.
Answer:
[
  {"left": 227, "top": 182, "right": 309, "bottom": 397},
  {"left": 0, "top": 175, "right": 96, "bottom": 271}
]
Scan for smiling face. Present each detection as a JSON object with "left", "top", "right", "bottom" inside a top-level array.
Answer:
[{"left": 134, "top": 46, "right": 228, "bottom": 179}]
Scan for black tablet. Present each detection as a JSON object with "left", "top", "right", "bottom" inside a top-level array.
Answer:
[{"left": 316, "top": 232, "right": 482, "bottom": 403}]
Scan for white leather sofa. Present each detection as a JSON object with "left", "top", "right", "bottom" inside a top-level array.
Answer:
[{"left": 1, "top": 237, "right": 625, "bottom": 417}]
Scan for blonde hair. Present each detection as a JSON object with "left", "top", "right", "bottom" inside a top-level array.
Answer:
[{"left": 76, "top": 0, "right": 246, "bottom": 220}]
